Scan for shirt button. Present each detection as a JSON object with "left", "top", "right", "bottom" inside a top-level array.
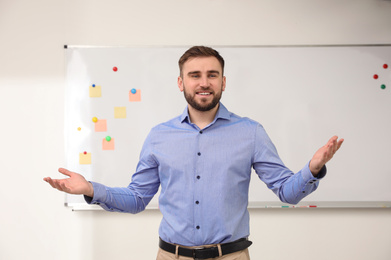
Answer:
[
  {"left": 196, "top": 226, "right": 200, "bottom": 230},
  {"left": 197, "top": 152, "right": 201, "bottom": 156},
  {"left": 197, "top": 175, "right": 201, "bottom": 179},
  {"left": 199, "top": 131, "right": 203, "bottom": 134},
  {"left": 195, "top": 201, "right": 199, "bottom": 204}
]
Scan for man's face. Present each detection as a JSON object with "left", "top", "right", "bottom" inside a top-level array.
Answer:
[{"left": 178, "top": 56, "right": 226, "bottom": 112}]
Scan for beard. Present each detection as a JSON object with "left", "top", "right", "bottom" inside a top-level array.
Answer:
[{"left": 183, "top": 84, "right": 223, "bottom": 112}]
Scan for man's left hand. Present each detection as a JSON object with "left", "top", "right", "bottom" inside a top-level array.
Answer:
[{"left": 310, "top": 136, "right": 344, "bottom": 176}]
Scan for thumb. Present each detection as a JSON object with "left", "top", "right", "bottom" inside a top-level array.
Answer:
[{"left": 58, "top": 168, "right": 73, "bottom": 177}]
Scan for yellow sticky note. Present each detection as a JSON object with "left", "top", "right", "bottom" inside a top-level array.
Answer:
[
  {"left": 79, "top": 152, "right": 91, "bottom": 164},
  {"left": 102, "top": 138, "right": 115, "bottom": 150},
  {"left": 114, "top": 107, "right": 126, "bottom": 118},
  {"left": 95, "top": 119, "right": 107, "bottom": 132},
  {"left": 89, "top": 85, "right": 102, "bottom": 97},
  {"left": 129, "top": 89, "right": 141, "bottom": 102}
]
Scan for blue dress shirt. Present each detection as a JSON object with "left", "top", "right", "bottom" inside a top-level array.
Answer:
[{"left": 86, "top": 103, "right": 325, "bottom": 246}]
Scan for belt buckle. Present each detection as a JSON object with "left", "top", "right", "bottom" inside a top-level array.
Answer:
[
  {"left": 192, "top": 247, "right": 204, "bottom": 260},
  {"left": 193, "top": 246, "right": 217, "bottom": 260}
]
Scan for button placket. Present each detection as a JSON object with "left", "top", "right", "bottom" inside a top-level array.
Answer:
[{"left": 194, "top": 130, "right": 203, "bottom": 239}]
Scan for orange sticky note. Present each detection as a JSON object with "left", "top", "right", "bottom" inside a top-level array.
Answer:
[
  {"left": 129, "top": 89, "right": 141, "bottom": 102},
  {"left": 89, "top": 85, "right": 102, "bottom": 97},
  {"left": 102, "top": 138, "right": 115, "bottom": 150},
  {"left": 114, "top": 107, "right": 126, "bottom": 118},
  {"left": 95, "top": 119, "right": 107, "bottom": 132},
  {"left": 79, "top": 152, "right": 92, "bottom": 164}
]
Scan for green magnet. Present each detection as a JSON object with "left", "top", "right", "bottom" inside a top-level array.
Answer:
[
  {"left": 381, "top": 84, "right": 386, "bottom": 90},
  {"left": 105, "top": 136, "right": 112, "bottom": 142}
]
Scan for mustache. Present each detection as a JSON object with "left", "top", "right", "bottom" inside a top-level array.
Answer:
[{"left": 195, "top": 87, "right": 214, "bottom": 93}]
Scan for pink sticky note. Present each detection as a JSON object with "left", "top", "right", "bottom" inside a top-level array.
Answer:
[
  {"left": 95, "top": 119, "right": 107, "bottom": 132},
  {"left": 102, "top": 138, "right": 115, "bottom": 150},
  {"left": 129, "top": 89, "right": 141, "bottom": 102}
]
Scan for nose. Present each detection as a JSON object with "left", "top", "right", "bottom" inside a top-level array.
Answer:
[{"left": 199, "top": 75, "right": 210, "bottom": 87}]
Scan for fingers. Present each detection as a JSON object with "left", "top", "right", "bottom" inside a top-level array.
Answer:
[
  {"left": 58, "top": 167, "right": 72, "bottom": 177},
  {"left": 329, "top": 137, "right": 338, "bottom": 154},
  {"left": 325, "top": 136, "right": 344, "bottom": 160},
  {"left": 326, "top": 136, "right": 337, "bottom": 147},
  {"left": 336, "top": 138, "right": 344, "bottom": 151},
  {"left": 44, "top": 174, "right": 70, "bottom": 192},
  {"left": 330, "top": 136, "right": 344, "bottom": 152},
  {"left": 43, "top": 177, "right": 55, "bottom": 188},
  {"left": 44, "top": 177, "right": 64, "bottom": 191}
]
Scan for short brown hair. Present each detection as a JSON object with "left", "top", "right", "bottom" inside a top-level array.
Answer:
[{"left": 178, "top": 46, "right": 225, "bottom": 76}]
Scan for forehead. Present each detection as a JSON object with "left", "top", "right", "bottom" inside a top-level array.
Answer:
[{"left": 182, "top": 56, "right": 222, "bottom": 73}]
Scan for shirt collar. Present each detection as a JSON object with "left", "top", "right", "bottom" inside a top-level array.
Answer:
[{"left": 180, "top": 102, "right": 231, "bottom": 124}]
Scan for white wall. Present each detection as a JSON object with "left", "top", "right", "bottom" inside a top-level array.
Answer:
[{"left": 1, "top": 0, "right": 391, "bottom": 259}]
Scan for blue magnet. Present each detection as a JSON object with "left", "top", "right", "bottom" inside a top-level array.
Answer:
[{"left": 131, "top": 88, "right": 137, "bottom": 94}]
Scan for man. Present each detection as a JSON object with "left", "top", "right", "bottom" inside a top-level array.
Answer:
[{"left": 44, "top": 46, "right": 344, "bottom": 260}]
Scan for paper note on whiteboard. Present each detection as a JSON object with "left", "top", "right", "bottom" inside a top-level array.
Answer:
[
  {"left": 114, "top": 107, "right": 127, "bottom": 118},
  {"left": 94, "top": 119, "right": 107, "bottom": 132},
  {"left": 89, "top": 85, "right": 102, "bottom": 97},
  {"left": 102, "top": 138, "right": 115, "bottom": 150},
  {"left": 129, "top": 89, "right": 141, "bottom": 102},
  {"left": 79, "top": 152, "right": 92, "bottom": 164}
]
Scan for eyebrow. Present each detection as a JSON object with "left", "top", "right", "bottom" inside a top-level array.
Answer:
[{"left": 187, "top": 70, "right": 221, "bottom": 76}]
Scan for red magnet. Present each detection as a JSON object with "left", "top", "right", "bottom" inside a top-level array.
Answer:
[
  {"left": 373, "top": 74, "right": 379, "bottom": 79},
  {"left": 113, "top": 67, "right": 118, "bottom": 72},
  {"left": 83, "top": 151, "right": 87, "bottom": 155},
  {"left": 384, "top": 64, "right": 388, "bottom": 69}
]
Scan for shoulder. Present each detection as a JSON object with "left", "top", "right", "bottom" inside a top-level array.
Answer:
[
  {"left": 146, "top": 114, "right": 184, "bottom": 141},
  {"left": 227, "top": 110, "right": 263, "bottom": 130},
  {"left": 152, "top": 114, "right": 183, "bottom": 131}
]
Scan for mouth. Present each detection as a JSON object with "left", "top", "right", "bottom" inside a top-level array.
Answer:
[{"left": 196, "top": 91, "right": 213, "bottom": 96}]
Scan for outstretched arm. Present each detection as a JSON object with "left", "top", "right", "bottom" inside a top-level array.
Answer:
[
  {"left": 309, "top": 135, "right": 344, "bottom": 176},
  {"left": 43, "top": 168, "right": 94, "bottom": 197}
]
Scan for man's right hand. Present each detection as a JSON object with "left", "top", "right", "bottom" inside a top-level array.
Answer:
[{"left": 43, "top": 168, "right": 94, "bottom": 197}]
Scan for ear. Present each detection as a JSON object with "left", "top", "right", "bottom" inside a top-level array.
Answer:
[
  {"left": 178, "top": 76, "right": 184, "bottom": 92},
  {"left": 222, "top": 76, "right": 226, "bottom": 91}
]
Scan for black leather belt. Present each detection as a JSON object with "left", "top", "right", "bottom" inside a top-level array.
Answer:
[{"left": 159, "top": 237, "right": 252, "bottom": 259}]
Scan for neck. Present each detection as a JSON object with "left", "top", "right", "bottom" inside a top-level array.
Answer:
[{"left": 188, "top": 103, "right": 220, "bottom": 130}]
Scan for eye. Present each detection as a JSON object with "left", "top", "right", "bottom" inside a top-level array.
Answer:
[{"left": 209, "top": 74, "right": 218, "bottom": 78}]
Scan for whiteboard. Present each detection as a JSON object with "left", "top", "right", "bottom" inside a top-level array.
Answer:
[{"left": 64, "top": 45, "right": 391, "bottom": 209}]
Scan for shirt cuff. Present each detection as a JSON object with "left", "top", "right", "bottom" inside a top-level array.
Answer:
[
  {"left": 84, "top": 181, "right": 107, "bottom": 205},
  {"left": 302, "top": 161, "right": 327, "bottom": 182},
  {"left": 315, "top": 165, "right": 327, "bottom": 179}
]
